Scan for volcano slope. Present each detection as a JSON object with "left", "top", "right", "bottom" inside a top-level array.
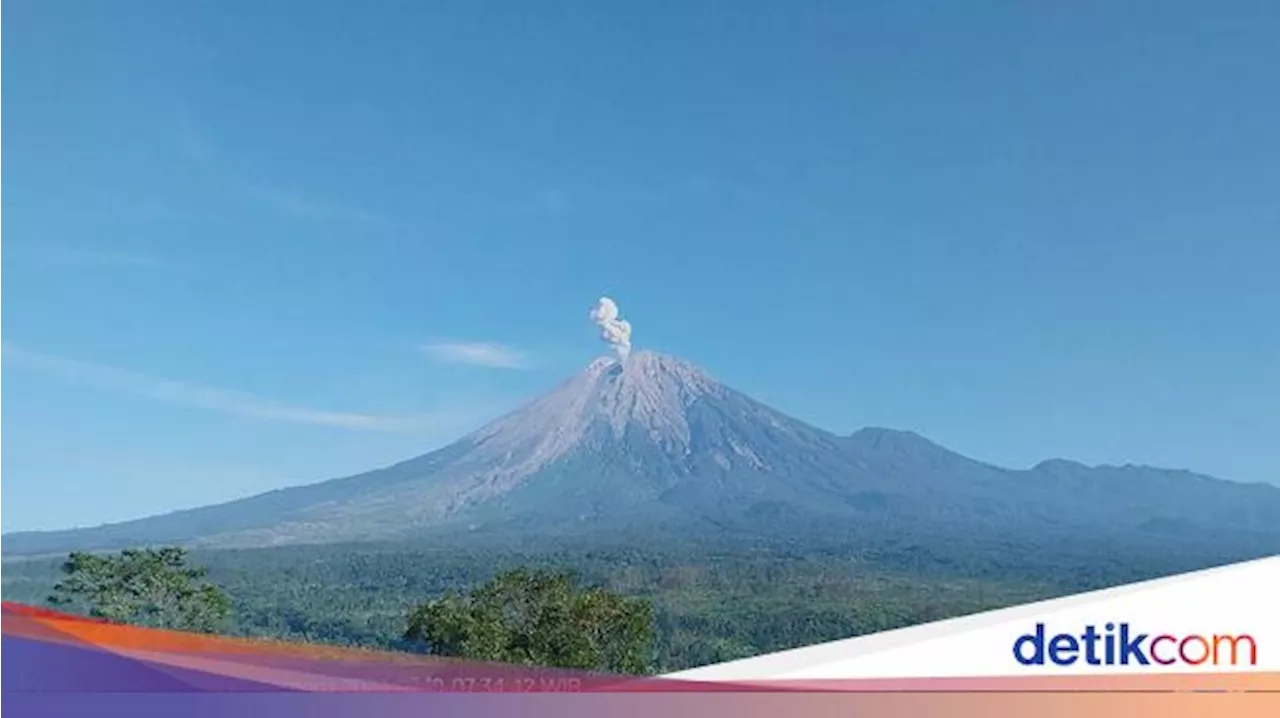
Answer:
[{"left": 6, "top": 351, "right": 1279, "bottom": 562}]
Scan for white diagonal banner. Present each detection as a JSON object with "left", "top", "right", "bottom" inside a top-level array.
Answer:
[{"left": 668, "top": 556, "right": 1279, "bottom": 680}]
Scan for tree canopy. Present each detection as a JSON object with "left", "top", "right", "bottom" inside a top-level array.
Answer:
[
  {"left": 0, "top": 537, "right": 1182, "bottom": 673},
  {"left": 49, "top": 547, "right": 230, "bottom": 633},
  {"left": 405, "top": 568, "right": 654, "bottom": 674}
]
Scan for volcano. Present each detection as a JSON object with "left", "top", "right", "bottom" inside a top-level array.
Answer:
[{"left": 6, "top": 351, "right": 1280, "bottom": 556}]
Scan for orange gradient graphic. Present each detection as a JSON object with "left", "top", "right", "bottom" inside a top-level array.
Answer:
[{"left": 5, "top": 601, "right": 1278, "bottom": 706}]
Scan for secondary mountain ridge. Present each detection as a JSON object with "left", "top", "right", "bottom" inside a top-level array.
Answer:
[{"left": 6, "top": 351, "right": 1279, "bottom": 556}]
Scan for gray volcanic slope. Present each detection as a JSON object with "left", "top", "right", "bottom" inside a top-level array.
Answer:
[{"left": 6, "top": 351, "right": 1280, "bottom": 555}]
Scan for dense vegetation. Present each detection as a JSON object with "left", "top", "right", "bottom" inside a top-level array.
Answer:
[
  {"left": 47, "top": 547, "right": 231, "bottom": 632},
  {"left": 406, "top": 568, "right": 653, "bottom": 673},
  {"left": 4, "top": 531, "right": 1233, "bottom": 673}
]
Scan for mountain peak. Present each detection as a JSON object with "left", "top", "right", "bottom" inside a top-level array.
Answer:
[
  {"left": 1033, "top": 458, "right": 1089, "bottom": 473},
  {"left": 609, "top": 349, "right": 716, "bottom": 392},
  {"left": 7, "top": 350, "right": 1280, "bottom": 557},
  {"left": 586, "top": 350, "right": 720, "bottom": 440},
  {"left": 847, "top": 427, "right": 943, "bottom": 452},
  {"left": 454, "top": 351, "right": 722, "bottom": 487},
  {"left": 582, "top": 349, "right": 707, "bottom": 379}
]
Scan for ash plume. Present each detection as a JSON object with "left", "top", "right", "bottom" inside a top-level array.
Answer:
[{"left": 589, "top": 296, "right": 632, "bottom": 360}]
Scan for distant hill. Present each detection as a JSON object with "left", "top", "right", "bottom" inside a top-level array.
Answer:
[{"left": 6, "top": 351, "right": 1279, "bottom": 558}]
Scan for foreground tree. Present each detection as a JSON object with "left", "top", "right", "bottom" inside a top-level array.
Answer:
[
  {"left": 49, "top": 547, "right": 231, "bottom": 633},
  {"left": 405, "top": 568, "right": 654, "bottom": 674}
]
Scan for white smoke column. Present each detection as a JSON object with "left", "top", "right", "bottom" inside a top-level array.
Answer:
[{"left": 589, "top": 296, "right": 632, "bottom": 360}]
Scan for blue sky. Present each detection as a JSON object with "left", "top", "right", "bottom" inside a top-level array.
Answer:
[{"left": 4, "top": 1, "right": 1277, "bottom": 532}]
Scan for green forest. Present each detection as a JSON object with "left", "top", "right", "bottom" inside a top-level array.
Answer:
[{"left": 1, "top": 532, "right": 1222, "bottom": 673}]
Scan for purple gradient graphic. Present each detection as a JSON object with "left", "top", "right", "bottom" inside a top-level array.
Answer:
[{"left": 4, "top": 602, "right": 1277, "bottom": 717}]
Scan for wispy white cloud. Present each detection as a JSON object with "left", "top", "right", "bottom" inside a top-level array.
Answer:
[
  {"left": 177, "top": 126, "right": 383, "bottom": 224},
  {"left": 247, "top": 182, "right": 383, "bottom": 223},
  {"left": 1, "top": 345, "right": 460, "bottom": 433},
  {"left": 421, "top": 341, "right": 530, "bottom": 370},
  {"left": 491, "top": 176, "right": 724, "bottom": 219},
  {"left": 73, "top": 188, "right": 200, "bottom": 223},
  {"left": 7, "top": 244, "right": 167, "bottom": 269},
  {"left": 177, "top": 121, "right": 216, "bottom": 166},
  {"left": 536, "top": 189, "right": 569, "bottom": 215}
]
